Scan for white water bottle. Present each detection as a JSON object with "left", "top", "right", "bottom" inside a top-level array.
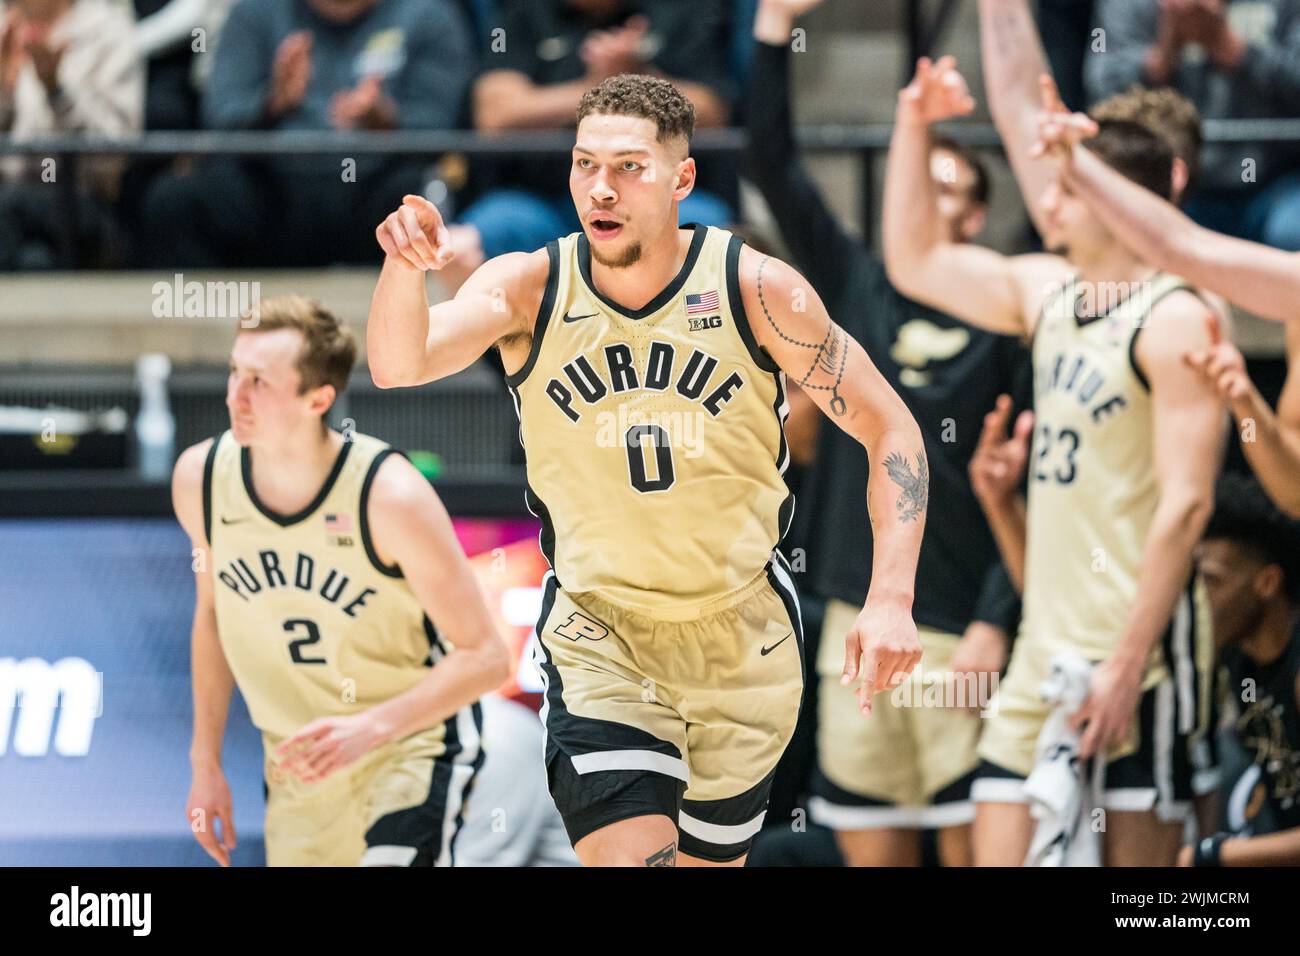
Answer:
[{"left": 135, "top": 353, "right": 175, "bottom": 480}]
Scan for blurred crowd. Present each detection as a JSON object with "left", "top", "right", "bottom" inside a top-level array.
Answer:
[
  {"left": 0, "top": 0, "right": 751, "bottom": 269},
  {"left": 0, "top": 1, "right": 1295, "bottom": 271}
]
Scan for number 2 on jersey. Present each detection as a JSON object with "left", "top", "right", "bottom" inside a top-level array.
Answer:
[{"left": 284, "top": 618, "right": 326, "bottom": 665}]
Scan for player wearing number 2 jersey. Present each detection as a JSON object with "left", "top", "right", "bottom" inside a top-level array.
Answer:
[
  {"left": 367, "top": 74, "right": 927, "bottom": 867},
  {"left": 173, "top": 295, "right": 509, "bottom": 867}
]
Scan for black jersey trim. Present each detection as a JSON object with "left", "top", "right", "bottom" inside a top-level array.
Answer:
[
  {"left": 504, "top": 381, "right": 558, "bottom": 572},
  {"left": 725, "top": 233, "right": 783, "bottom": 373},
  {"left": 240, "top": 434, "right": 353, "bottom": 527},
  {"left": 201, "top": 432, "right": 223, "bottom": 545},
  {"left": 359, "top": 446, "right": 406, "bottom": 578},
  {"left": 503, "top": 239, "right": 561, "bottom": 388},
  {"left": 1072, "top": 273, "right": 1158, "bottom": 329},
  {"left": 1128, "top": 279, "right": 1198, "bottom": 393},
  {"left": 576, "top": 222, "right": 707, "bottom": 321}
]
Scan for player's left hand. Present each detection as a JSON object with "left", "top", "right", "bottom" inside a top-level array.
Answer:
[
  {"left": 842, "top": 600, "right": 922, "bottom": 717},
  {"left": 1068, "top": 655, "right": 1143, "bottom": 760},
  {"left": 275, "top": 713, "right": 388, "bottom": 784}
]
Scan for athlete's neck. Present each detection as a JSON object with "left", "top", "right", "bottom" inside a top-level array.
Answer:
[
  {"left": 1240, "top": 603, "right": 1300, "bottom": 667},
  {"left": 1069, "top": 241, "right": 1152, "bottom": 289},
  {"left": 246, "top": 425, "right": 343, "bottom": 514},
  {"left": 588, "top": 223, "right": 693, "bottom": 312}
]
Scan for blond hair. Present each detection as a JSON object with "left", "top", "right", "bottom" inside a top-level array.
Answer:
[{"left": 236, "top": 295, "right": 356, "bottom": 402}]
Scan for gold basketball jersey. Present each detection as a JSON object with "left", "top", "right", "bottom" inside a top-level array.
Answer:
[
  {"left": 204, "top": 430, "right": 443, "bottom": 742},
  {"left": 1021, "top": 272, "right": 1204, "bottom": 672},
  {"left": 506, "top": 224, "right": 793, "bottom": 615}
]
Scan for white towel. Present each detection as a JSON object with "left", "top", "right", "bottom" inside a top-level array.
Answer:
[{"left": 1023, "top": 651, "right": 1103, "bottom": 867}]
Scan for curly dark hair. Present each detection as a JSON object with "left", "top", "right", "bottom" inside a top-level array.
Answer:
[
  {"left": 1205, "top": 472, "right": 1300, "bottom": 601},
  {"left": 1091, "top": 86, "right": 1203, "bottom": 189},
  {"left": 576, "top": 74, "right": 695, "bottom": 148},
  {"left": 1087, "top": 118, "right": 1175, "bottom": 200}
]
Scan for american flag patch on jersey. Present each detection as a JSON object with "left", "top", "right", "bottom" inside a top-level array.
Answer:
[
  {"left": 685, "top": 290, "right": 719, "bottom": 315},
  {"left": 324, "top": 513, "right": 352, "bottom": 533}
]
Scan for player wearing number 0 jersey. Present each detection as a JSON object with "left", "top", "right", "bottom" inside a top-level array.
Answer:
[
  {"left": 368, "top": 74, "right": 928, "bottom": 867},
  {"left": 883, "top": 58, "right": 1226, "bottom": 865},
  {"left": 174, "top": 295, "right": 509, "bottom": 867}
]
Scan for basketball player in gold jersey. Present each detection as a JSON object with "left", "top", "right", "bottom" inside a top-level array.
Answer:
[
  {"left": 173, "top": 295, "right": 509, "bottom": 867},
  {"left": 368, "top": 74, "right": 927, "bottom": 867},
  {"left": 884, "top": 57, "right": 1225, "bottom": 866}
]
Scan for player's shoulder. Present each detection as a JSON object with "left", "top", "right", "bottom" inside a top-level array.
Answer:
[
  {"left": 172, "top": 437, "right": 216, "bottom": 539},
  {"left": 734, "top": 244, "right": 805, "bottom": 301},
  {"left": 1144, "top": 281, "right": 1218, "bottom": 345},
  {"left": 172, "top": 437, "right": 215, "bottom": 490},
  {"left": 365, "top": 449, "right": 442, "bottom": 519},
  {"left": 467, "top": 247, "right": 555, "bottom": 330},
  {"left": 1009, "top": 252, "right": 1073, "bottom": 293}
]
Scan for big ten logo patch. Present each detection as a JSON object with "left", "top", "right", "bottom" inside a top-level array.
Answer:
[
  {"left": 554, "top": 612, "right": 610, "bottom": 642},
  {"left": 688, "top": 315, "right": 722, "bottom": 332}
]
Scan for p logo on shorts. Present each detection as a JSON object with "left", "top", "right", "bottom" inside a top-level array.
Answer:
[{"left": 554, "top": 612, "right": 610, "bottom": 642}]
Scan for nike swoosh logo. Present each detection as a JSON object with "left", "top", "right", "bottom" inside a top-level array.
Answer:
[
  {"left": 563, "top": 312, "right": 599, "bottom": 323},
  {"left": 760, "top": 632, "right": 793, "bottom": 656},
  {"left": 220, "top": 515, "right": 249, "bottom": 525}
]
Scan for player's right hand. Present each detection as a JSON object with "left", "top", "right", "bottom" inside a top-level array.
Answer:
[
  {"left": 376, "top": 194, "right": 454, "bottom": 271},
  {"left": 1032, "top": 75, "right": 1098, "bottom": 165},
  {"left": 186, "top": 764, "right": 237, "bottom": 867},
  {"left": 897, "top": 55, "right": 975, "bottom": 126}
]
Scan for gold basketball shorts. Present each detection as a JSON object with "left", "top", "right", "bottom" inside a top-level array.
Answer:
[
  {"left": 531, "top": 553, "right": 805, "bottom": 862},
  {"left": 974, "top": 581, "right": 1217, "bottom": 822},
  {"left": 261, "top": 704, "right": 483, "bottom": 867},
  {"left": 810, "top": 599, "right": 983, "bottom": 830}
]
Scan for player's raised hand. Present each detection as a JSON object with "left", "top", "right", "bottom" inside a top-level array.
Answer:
[
  {"left": 1032, "top": 74, "right": 1098, "bottom": 166},
  {"left": 376, "top": 194, "right": 454, "bottom": 272},
  {"left": 1183, "top": 313, "right": 1255, "bottom": 414},
  {"left": 841, "top": 600, "right": 922, "bottom": 716},
  {"left": 186, "top": 764, "right": 237, "bottom": 866},
  {"left": 897, "top": 55, "right": 976, "bottom": 126},
  {"left": 968, "top": 393, "right": 1033, "bottom": 505},
  {"left": 275, "top": 713, "right": 385, "bottom": 784}
]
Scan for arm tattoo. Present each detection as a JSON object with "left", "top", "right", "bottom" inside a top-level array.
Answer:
[
  {"left": 883, "top": 451, "right": 929, "bottom": 524},
  {"left": 645, "top": 842, "right": 677, "bottom": 867},
  {"left": 756, "top": 256, "right": 848, "bottom": 416}
]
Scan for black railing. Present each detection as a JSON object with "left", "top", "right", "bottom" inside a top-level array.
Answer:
[{"left": 5, "top": 118, "right": 1300, "bottom": 266}]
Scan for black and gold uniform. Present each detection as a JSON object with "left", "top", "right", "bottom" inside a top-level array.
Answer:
[
  {"left": 509, "top": 224, "right": 804, "bottom": 861},
  {"left": 206, "top": 430, "right": 482, "bottom": 866}
]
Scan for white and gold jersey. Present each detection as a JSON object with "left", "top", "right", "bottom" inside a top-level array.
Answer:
[
  {"left": 204, "top": 430, "right": 446, "bottom": 743},
  {"left": 507, "top": 224, "right": 793, "bottom": 616},
  {"left": 1021, "top": 272, "right": 1210, "bottom": 676}
]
